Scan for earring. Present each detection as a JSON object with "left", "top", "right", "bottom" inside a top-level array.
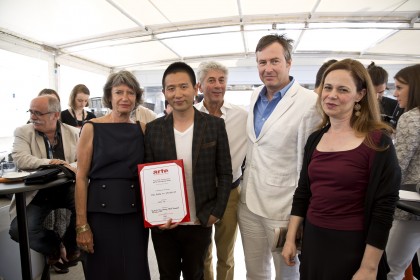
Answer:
[{"left": 354, "top": 102, "right": 361, "bottom": 117}]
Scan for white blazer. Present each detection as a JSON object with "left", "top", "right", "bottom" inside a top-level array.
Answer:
[
  {"left": 241, "top": 82, "right": 321, "bottom": 220},
  {"left": 9, "top": 123, "right": 79, "bottom": 219}
]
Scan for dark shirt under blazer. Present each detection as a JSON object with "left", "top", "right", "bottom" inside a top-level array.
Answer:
[
  {"left": 292, "top": 125, "right": 401, "bottom": 250},
  {"left": 144, "top": 108, "right": 233, "bottom": 226}
]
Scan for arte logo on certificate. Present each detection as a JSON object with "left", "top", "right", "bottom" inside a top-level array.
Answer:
[
  {"left": 153, "top": 169, "right": 168, "bottom": 175},
  {"left": 138, "top": 160, "right": 190, "bottom": 227}
]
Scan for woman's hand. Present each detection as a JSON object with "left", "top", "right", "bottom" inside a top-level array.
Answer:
[
  {"left": 352, "top": 244, "right": 382, "bottom": 280},
  {"left": 76, "top": 228, "right": 94, "bottom": 254},
  {"left": 352, "top": 266, "right": 378, "bottom": 280},
  {"left": 282, "top": 241, "right": 297, "bottom": 266},
  {"left": 281, "top": 215, "right": 303, "bottom": 266}
]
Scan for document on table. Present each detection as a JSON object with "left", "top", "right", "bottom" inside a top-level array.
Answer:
[
  {"left": 399, "top": 190, "right": 420, "bottom": 202},
  {"left": 138, "top": 160, "right": 190, "bottom": 227}
]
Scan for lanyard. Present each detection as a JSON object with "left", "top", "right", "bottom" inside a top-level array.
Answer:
[
  {"left": 41, "top": 130, "right": 58, "bottom": 159},
  {"left": 71, "top": 109, "right": 85, "bottom": 126}
]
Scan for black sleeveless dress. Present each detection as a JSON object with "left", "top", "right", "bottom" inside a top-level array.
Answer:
[{"left": 85, "top": 122, "right": 150, "bottom": 280}]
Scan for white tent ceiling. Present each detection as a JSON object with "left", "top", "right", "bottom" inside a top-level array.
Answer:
[{"left": 0, "top": 0, "right": 419, "bottom": 72}]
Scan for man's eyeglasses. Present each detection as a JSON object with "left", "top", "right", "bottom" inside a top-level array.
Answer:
[{"left": 27, "top": 109, "right": 53, "bottom": 117}]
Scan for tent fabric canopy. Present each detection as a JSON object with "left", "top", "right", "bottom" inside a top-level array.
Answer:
[{"left": 1, "top": 0, "right": 419, "bottom": 71}]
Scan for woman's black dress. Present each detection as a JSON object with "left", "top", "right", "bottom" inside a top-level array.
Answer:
[
  {"left": 61, "top": 109, "right": 96, "bottom": 127},
  {"left": 85, "top": 122, "right": 150, "bottom": 280}
]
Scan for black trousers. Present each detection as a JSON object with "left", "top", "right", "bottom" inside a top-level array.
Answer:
[
  {"left": 151, "top": 225, "right": 212, "bottom": 280},
  {"left": 9, "top": 182, "right": 76, "bottom": 257}
]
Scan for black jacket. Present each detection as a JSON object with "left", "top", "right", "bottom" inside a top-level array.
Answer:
[{"left": 291, "top": 125, "right": 401, "bottom": 249}]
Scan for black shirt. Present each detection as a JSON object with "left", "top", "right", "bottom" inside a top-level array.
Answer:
[{"left": 61, "top": 109, "right": 96, "bottom": 128}]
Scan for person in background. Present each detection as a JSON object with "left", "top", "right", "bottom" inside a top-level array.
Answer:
[
  {"left": 282, "top": 59, "right": 401, "bottom": 280},
  {"left": 144, "top": 62, "right": 232, "bottom": 279},
  {"left": 238, "top": 34, "right": 320, "bottom": 280},
  {"left": 133, "top": 104, "right": 157, "bottom": 124},
  {"left": 195, "top": 93, "right": 204, "bottom": 104},
  {"left": 38, "top": 88, "right": 61, "bottom": 102},
  {"left": 164, "top": 100, "right": 173, "bottom": 116},
  {"left": 386, "top": 64, "right": 420, "bottom": 280},
  {"left": 195, "top": 61, "right": 248, "bottom": 280},
  {"left": 75, "top": 71, "right": 150, "bottom": 280},
  {"left": 9, "top": 95, "right": 80, "bottom": 266},
  {"left": 314, "top": 59, "right": 337, "bottom": 93},
  {"left": 61, "top": 84, "right": 96, "bottom": 128},
  {"left": 156, "top": 100, "right": 173, "bottom": 118},
  {"left": 367, "top": 62, "right": 403, "bottom": 127}
]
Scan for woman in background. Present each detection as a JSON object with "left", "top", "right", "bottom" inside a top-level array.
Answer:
[
  {"left": 282, "top": 59, "right": 400, "bottom": 280},
  {"left": 367, "top": 62, "right": 403, "bottom": 127},
  {"left": 75, "top": 71, "right": 150, "bottom": 280},
  {"left": 386, "top": 64, "right": 420, "bottom": 280},
  {"left": 61, "top": 84, "right": 95, "bottom": 128}
]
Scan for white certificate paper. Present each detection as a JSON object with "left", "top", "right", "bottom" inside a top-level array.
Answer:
[{"left": 138, "top": 160, "right": 190, "bottom": 227}]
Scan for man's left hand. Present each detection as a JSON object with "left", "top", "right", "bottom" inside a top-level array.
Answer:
[
  {"left": 49, "top": 159, "right": 76, "bottom": 173},
  {"left": 206, "top": 215, "right": 220, "bottom": 227}
]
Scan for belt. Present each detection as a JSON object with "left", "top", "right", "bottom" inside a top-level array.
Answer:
[{"left": 231, "top": 178, "right": 241, "bottom": 189}]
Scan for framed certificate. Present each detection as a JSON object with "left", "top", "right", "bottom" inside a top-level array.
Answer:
[{"left": 138, "top": 160, "right": 190, "bottom": 227}]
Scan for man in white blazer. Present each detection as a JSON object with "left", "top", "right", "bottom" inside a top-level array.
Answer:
[
  {"left": 9, "top": 95, "right": 79, "bottom": 265},
  {"left": 238, "top": 34, "right": 321, "bottom": 279}
]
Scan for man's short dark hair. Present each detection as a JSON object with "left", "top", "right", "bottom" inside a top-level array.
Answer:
[
  {"left": 162, "top": 62, "right": 196, "bottom": 88},
  {"left": 315, "top": 59, "right": 338, "bottom": 88},
  {"left": 255, "top": 34, "right": 294, "bottom": 62}
]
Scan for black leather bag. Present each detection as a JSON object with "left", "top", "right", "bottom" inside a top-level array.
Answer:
[{"left": 24, "top": 164, "right": 75, "bottom": 185}]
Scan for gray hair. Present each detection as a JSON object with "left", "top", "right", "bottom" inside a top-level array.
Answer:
[
  {"left": 46, "top": 95, "right": 61, "bottom": 112},
  {"left": 196, "top": 61, "right": 229, "bottom": 84}
]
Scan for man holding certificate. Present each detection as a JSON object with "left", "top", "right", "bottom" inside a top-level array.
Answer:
[{"left": 144, "top": 62, "right": 233, "bottom": 279}]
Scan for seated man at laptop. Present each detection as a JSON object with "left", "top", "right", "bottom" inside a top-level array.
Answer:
[{"left": 9, "top": 95, "right": 79, "bottom": 265}]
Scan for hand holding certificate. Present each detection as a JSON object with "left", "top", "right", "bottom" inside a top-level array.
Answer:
[{"left": 138, "top": 160, "right": 190, "bottom": 227}]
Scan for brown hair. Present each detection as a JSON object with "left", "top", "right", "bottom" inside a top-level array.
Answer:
[
  {"left": 315, "top": 60, "right": 338, "bottom": 89},
  {"left": 69, "top": 84, "right": 90, "bottom": 109},
  {"left": 318, "top": 59, "right": 393, "bottom": 150},
  {"left": 394, "top": 64, "right": 420, "bottom": 112},
  {"left": 367, "top": 62, "right": 388, "bottom": 87},
  {"left": 102, "top": 71, "right": 143, "bottom": 110},
  {"left": 255, "top": 34, "right": 294, "bottom": 62}
]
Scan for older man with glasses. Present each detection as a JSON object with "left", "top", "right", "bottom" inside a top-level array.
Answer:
[{"left": 9, "top": 95, "right": 80, "bottom": 266}]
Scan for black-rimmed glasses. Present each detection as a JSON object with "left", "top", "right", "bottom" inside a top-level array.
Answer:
[{"left": 27, "top": 109, "right": 53, "bottom": 117}]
